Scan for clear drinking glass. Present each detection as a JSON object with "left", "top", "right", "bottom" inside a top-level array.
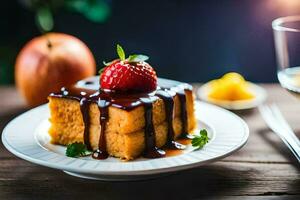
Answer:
[{"left": 273, "top": 16, "right": 300, "bottom": 97}]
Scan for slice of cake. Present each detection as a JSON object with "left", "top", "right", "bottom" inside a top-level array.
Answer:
[{"left": 48, "top": 45, "right": 197, "bottom": 160}]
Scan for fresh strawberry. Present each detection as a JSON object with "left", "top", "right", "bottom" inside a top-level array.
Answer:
[
  {"left": 100, "top": 45, "right": 157, "bottom": 92},
  {"left": 100, "top": 60, "right": 157, "bottom": 92}
]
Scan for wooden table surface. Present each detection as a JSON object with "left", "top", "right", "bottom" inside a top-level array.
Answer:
[{"left": 0, "top": 84, "right": 299, "bottom": 200}]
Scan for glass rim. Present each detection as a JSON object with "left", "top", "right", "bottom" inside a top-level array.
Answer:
[{"left": 272, "top": 15, "right": 300, "bottom": 32}]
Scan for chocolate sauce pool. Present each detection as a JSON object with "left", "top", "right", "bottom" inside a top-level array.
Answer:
[{"left": 50, "top": 77, "right": 192, "bottom": 159}]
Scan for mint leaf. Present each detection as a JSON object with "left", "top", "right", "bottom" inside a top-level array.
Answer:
[
  {"left": 116, "top": 44, "right": 125, "bottom": 61},
  {"left": 66, "top": 142, "right": 92, "bottom": 157},
  {"left": 191, "top": 129, "right": 210, "bottom": 150},
  {"left": 128, "top": 54, "right": 149, "bottom": 63}
]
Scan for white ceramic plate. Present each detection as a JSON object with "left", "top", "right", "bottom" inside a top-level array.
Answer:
[
  {"left": 198, "top": 82, "right": 267, "bottom": 110},
  {"left": 2, "top": 101, "right": 249, "bottom": 181}
]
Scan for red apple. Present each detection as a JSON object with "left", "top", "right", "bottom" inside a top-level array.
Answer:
[{"left": 15, "top": 32, "right": 96, "bottom": 107}]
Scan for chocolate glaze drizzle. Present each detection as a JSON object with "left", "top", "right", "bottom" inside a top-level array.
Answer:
[
  {"left": 177, "top": 90, "right": 188, "bottom": 137},
  {"left": 92, "top": 99, "right": 109, "bottom": 159},
  {"left": 79, "top": 98, "right": 92, "bottom": 150},
  {"left": 50, "top": 78, "right": 192, "bottom": 159},
  {"left": 156, "top": 90, "right": 186, "bottom": 150},
  {"left": 141, "top": 98, "right": 166, "bottom": 158}
]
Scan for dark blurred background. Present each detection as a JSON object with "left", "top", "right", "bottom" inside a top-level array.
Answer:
[{"left": 1, "top": 0, "right": 300, "bottom": 85}]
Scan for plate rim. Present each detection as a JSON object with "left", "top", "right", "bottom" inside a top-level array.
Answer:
[{"left": 2, "top": 101, "right": 249, "bottom": 176}]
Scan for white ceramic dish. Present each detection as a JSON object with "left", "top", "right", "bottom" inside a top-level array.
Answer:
[
  {"left": 2, "top": 101, "right": 249, "bottom": 181},
  {"left": 197, "top": 82, "right": 267, "bottom": 110}
]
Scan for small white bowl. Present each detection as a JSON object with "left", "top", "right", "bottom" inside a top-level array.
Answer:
[{"left": 197, "top": 82, "right": 267, "bottom": 110}]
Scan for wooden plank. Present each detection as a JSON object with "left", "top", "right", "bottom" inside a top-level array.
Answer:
[{"left": 0, "top": 157, "right": 298, "bottom": 199}]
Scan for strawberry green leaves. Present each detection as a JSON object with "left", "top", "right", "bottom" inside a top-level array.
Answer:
[
  {"left": 117, "top": 44, "right": 126, "bottom": 61},
  {"left": 127, "top": 54, "right": 149, "bottom": 63},
  {"left": 102, "top": 61, "right": 113, "bottom": 66},
  {"left": 98, "top": 67, "right": 106, "bottom": 76},
  {"left": 102, "top": 44, "right": 149, "bottom": 67}
]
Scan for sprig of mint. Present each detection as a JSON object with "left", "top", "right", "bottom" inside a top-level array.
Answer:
[
  {"left": 65, "top": 142, "right": 92, "bottom": 157},
  {"left": 102, "top": 44, "right": 149, "bottom": 67},
  {"left": 191, "top": 129, "right": 210, "bottom": 150}
]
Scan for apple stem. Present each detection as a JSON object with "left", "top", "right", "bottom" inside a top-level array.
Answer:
[{"left": 46, "top": 37, "right": 52, "bottom": 49}]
